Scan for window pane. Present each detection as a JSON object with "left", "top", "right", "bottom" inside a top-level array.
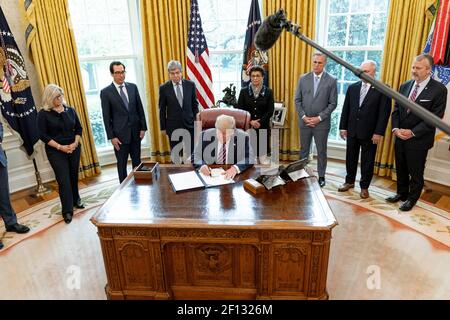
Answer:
[
  {"left": 367, "top": 51, "right": 383, "bottom": 79},
  {"left": 371, "top": 13, "right": 388, "bottom": 46},
  {"left": 327, "top": 16, "right": 347, "bottom": 46},
  {"left": 110, "top": 24, "right": 134, "bottom": 55},
  {"left": 349, "top": 14, "right": 369, "bottom": 46},
  {"left": 199, "top": 0, "right": 252, "bottom": 102},
  {"left": 344, "top": 51, "right": 366, "bottom": 81},
  {"left": 107, "top": 0, "right": 130, "bottom": 24},
  {"left": 350, "top": 0, "right": 374, "bottom": 13},
  {"left": 329, "top": 0, "right": 349, "bottom": 14},
  {"left": 326, "top": 51, "right": 346, "bottom": 81},
  {"left": 323, "top": 0, "right": 389, "bottom": 141},
  {"left": 329, "top": 112, "right": 341, "bottom": 140},
  {"left": 85, "top": 0, "right": 109, "bottom": 24},
  {"left": 85, "top": 92, "right": 108, "bottom": 148},
  {"left": 79, "top": 58, "right": 139, "bottom": 150}
]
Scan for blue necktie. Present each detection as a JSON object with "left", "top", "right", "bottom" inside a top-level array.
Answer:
[{"left": 119, "top": 85, "right": 129, "bottom": 110}]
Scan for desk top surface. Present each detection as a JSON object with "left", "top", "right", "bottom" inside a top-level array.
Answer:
[{"left": 91, "top": 165, "right": 337, "bottom": 230}]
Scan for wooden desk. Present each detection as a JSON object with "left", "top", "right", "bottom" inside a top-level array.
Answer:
[{"left": 91, "top": 165, "right": 337, "bottom": 300}]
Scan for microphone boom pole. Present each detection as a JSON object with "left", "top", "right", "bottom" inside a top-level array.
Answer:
[{"left": 275, "top": 18, "right": 450, "bottom": 136}]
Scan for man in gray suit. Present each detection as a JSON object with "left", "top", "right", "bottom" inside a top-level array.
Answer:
[
  {"left": 295, "top": 52, "right": 338, "bottom": 187},
  {"left": 0, "top": 122, "right": 30, "bottom": 250}
]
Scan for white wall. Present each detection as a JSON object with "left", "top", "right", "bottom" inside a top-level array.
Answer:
[{"left": 0, "top": 0, "right": 55, "bottom": 193}]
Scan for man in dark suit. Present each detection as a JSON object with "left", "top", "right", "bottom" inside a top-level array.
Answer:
[
  {"left": 295, "top": 52, "right": 338, "bottom": 187},
  {"left": 386, "top": 54, "right": 447, "bottom": 211},
  {"left": 101, "top": 61, "right": 147, "bottom": 183},
  {"left": 159, "top": 60, "right": 199, "bottom": 163},
  {"left": 338, "top": 60, "right": 391, "bottom": 198},
  {"left": 193, "top": 115, "right": 255, "bottom": 180},
  {"left": 0, "top": 122, "right": 30, "bottom": 250}
]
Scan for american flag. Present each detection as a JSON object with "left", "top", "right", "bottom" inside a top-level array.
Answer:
[{"left": 186, "top": 0, "right": 215, "bottom": 110}]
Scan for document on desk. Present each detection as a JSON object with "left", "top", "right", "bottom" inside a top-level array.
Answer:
[
  {"left": 288, "top": 169, "right": 310, "bottom": 182},
  {"left": 168, "top": 171, "right": 205, "bottom": 192},
  {"left": 198, "top": 168, "right": 235, "bottom": 187}
]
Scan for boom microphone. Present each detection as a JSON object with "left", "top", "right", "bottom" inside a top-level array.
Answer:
[{"left": 255, "top": 10, "right": 287, "bottom": 51}]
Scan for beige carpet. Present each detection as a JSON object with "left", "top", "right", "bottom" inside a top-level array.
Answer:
[
  {"left": 0, "top": 179, "right": 118, "bottom": 253},
  {"left": 322, "top": 174, "right": 450, "bottom": 248},
  {"left": 2, "top": 173, "right": 449, "bottom": 252}
]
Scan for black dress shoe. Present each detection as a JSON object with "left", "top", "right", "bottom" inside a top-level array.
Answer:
[
  {"left": 399, "top": 200, "right": 416, "bottom": 212},
  {"left": 386, "top": 194, "right": 407, "bottom": 203},
  {"left": 0, "top": 241, "right": 4, "bottom": 250},
  {"left": 73, "top": 200, "right": 85, "bottom": 209},
  {"left": 5, "top": 223, "right": 30, "bottom": 234},
  {"left": 318, "top": 177, "right": 326, "bottom": 188},
  {"left": 63, "top": 213, "right": 73, "bottom": 224}
]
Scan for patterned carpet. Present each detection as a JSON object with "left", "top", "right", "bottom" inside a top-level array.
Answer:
[
  {"left": 323, "top": 174, "right": 450, "bottom": 248},
  {"left": 1, "top": 172, "right": 449, "bottom": 252},
  {"left": 0, "top": 179, "right": 119, "bottom": 253}
]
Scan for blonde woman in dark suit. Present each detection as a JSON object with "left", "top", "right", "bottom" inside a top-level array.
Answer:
[{"left": 37, "top": 84, "right": 84, "bottom": 224}]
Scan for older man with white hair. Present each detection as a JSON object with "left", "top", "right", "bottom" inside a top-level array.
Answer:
[
  {"left": 192, "top": 115, "right": 255, "bottom": 180},
  {"left": 338, "top": 60, "right": 391, "bottom": 199}
]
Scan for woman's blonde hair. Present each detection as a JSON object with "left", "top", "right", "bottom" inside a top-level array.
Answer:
[{"left": 42, "top": 84, "right": 66, "bottom": 111}]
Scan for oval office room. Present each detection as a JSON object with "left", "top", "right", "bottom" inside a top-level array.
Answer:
[{"left": 1, "top": 0, "right": 450, "bottom": 302}]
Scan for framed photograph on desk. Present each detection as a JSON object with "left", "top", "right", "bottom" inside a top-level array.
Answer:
[{"left": 272, "top": 102, "right": 287, "bottom": 127}]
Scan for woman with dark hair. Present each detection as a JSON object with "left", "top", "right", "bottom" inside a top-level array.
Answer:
[
  {"left": 236, "top": 66, "right": 275, "bottom": 164},
  {"left": 37, "top": 84, "right": 84, "bottom": 224}
]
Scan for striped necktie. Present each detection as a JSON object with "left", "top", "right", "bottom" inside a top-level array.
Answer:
[
  {"left": 407, "top": 84, "right": 420, "bottom": 113},
  {"left": 409, "top": 84, "right": 420, "bottom": 102},
  {"left": 359, "top": 83, "right": 369, "bottom": 107},
  {"left": 217, "top": 143, "right": 227, "bottom": 164}
]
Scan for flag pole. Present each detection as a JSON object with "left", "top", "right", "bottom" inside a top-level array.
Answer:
[{"left": 31, "top": 158, "right": 52, "bottom": 198}]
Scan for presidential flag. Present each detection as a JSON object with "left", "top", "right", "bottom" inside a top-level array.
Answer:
[
  {"left": 0, "top": 7, "right": 38, "bottom": 156},
  {"left": 241, "top": 0, "right": 268, "bottom": 87},
  {"left": 186, "top": 0, "right": 215, "bottom": 110}
]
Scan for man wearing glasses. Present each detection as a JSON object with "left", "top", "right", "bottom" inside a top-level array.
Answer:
[{"left": 101, "top": 61, "right": 147, "bottom": 183}]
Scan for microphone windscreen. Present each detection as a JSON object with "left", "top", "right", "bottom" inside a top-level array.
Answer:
[{"left": 255, "top": 10, "right": 286, "bottom": 51}]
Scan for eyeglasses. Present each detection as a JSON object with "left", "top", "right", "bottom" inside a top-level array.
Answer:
[{"left": 113, "top": 71, "right": 126, "bottom": 75}]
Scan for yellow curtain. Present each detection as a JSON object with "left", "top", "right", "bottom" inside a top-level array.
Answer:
[
  {"left": 264, "top": 0, "right": 317, "bottom": 161},
  {"left": 374, "top": 0, "right": 434, "bottom": 178},
  {"left": 23, "top": 0, "right": 100, "bottom": 179},
  {"left": 140, "top": 0, "right": 190, "bottom": 163}
]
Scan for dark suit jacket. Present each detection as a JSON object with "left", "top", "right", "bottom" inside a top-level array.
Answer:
[
  {"left": 236, "top": 85, "right": 275, "bottom": 129},
  {"left": 159, "top": 79, "right": 199, "bottom": 135},
  {"left": 192, "top": 128, "right": 255, "bottom": 173},
  {"left": 100, "top": 82, "right": 147, "bottom": 144},
  {"left": 339, "top": 81, "right": 391, "bottom": 140},
  {"left": 392, "top": 78, "right": 447, "bottom": 150}
]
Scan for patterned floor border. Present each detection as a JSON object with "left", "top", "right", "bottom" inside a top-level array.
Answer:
[
  {"left": 322, "top": 173, "right": 450, "bottom": 248},
  {"left": 0, "top": 179, "right": 119, "bottom": 253},
  {"left": 1, "top": 171, "right": 450, "bottom": 252}
]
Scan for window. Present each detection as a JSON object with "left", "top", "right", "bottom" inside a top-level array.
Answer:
[
  {"left": 317, "top": 0, "right": 389, "bottom": 141},
  {"left": 198, "top": 0, "right": 254, "bottom": 103},
  {"left": 68, "top": 0, "right": 146, "bottom": 151}
]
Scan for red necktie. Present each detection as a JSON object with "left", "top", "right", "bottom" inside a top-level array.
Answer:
[{"left": 407, "top": 84, "right": 420, "bottom": 114}]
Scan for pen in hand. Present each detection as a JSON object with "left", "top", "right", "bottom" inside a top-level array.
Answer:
[{"left": 200, "top": 165, "right": 211, "bottom": 176}]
